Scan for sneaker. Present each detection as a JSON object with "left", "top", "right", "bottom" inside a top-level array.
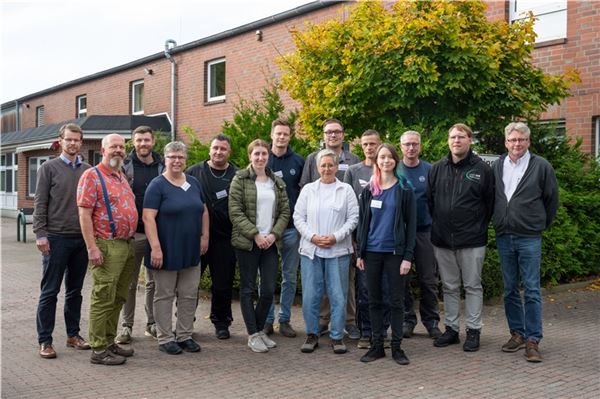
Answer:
[
  {"left": 178, "top": 339, "right": 201, "bottom": 353},
  {"left": 402, "top": 323, "right": 415, "bottom": 338},
  {"left": 215, "top": 328, "right": 231, "bottom": 340},
  {"left": 301, "top": 334, "right": 319, "bottom": 353},
  {"left": 107, "top": 343, "right": 134, "bottom": 357},
  {"left": 360, "top": 344, "right": 385, "bottom": 362},
  {"left": 66, "top": 335, "right": 91, "bottom": 350},
  {"left": 159, "top": 341, "right": 183, "bottom": 355},
  {"left": 263, "top": 323, "right": 274, "bottom": 336},
  {"left": 345, "top": 324, "right": 361, "bottom": 340},
  {"left": 524, "top": 340, "right": 542, "bottom": 363},
  {"left": 463, "top": 328, "right": 480, "bottom": 352},
  {"left": 39, "top": 343, "right": 57, "bottom": 359},
  {"left": 248, "top": 333, "right": 268, "bottom": 353},
  {"left": 434, "top": 326, "right": 460, "bottom": 347},
  {"left": 427, "top": 326, "right": 443, "bottom": 339},
  {"left": 144, "top": 324, "right": 157, "bottom": 339},
  {"left": 331, "top": 339, "right": 347, "bottom": 354},
  {"left": 318, "top": 324, "right": 329, "bottom": 337},
  {"left": 258, "top": 331, "right": 277, "bottom": 349},
  {"left": 357, "top": 336, "right": 371, "bottom": 349},
  {"left": 115, "top": 326, "right": 132, "bottom": 344},
  {"left": 90, "top": 349, "right": 126, "bottom": 365},
  {"left": 392, "top": 346, "right": 410, "bottom": 365},
  {"left": 279, "top": 322, "right": 297, "bottom": 338},
  {"left": 502, "top": 332, "right": 526, "bottom": 352}
]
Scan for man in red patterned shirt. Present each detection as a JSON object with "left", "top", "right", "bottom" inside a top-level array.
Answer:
[{"left": 78, "top": 133, "right": 138, "bottom": 366}]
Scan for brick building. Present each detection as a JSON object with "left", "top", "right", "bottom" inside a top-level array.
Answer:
[{"left": 1, "top": 0, "right": 598, "bottom": 213}]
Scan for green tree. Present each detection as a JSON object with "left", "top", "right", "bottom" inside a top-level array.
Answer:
[{"left": 279, "top": 0, "right": 578, "bottom": 154}]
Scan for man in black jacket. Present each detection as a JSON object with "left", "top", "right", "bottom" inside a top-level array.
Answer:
[
  {"left": 493, "top": 122, "right": 558, "bottom": 363},
  {"left": 427, "top": 123, "right": 494, "bottom": 352},
  {"left": 186, "top": 134, "right": 238, "bottom": 339}
]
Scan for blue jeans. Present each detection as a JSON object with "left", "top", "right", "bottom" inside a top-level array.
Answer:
[
  {"left": 496, "top": 234, "right": 543, "bottom": 342},
  {"left": 301, "top": 254, "right": 350, "bottom": 340},
  {"left": 267, "top": 227, "right": 300, "bottom": 324},
  {"left": 36, "top": 235, "right": 88, "bottom": 345}
]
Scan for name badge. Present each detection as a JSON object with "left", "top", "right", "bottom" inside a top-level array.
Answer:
[
  {"left": 181, "top": 181, "right": 191, "bottom": 192},
  {"left": 216, "top": 189, "right": 228, "bottom": 199},
  {"left": 338, "top": 164, "right": 349, "bottom": 171},
  {"left": 370, "top": 199, "right": 382, "bottom": 209},
  {"left": 274, "top": 170, "right": 283, "bottom": 178}
]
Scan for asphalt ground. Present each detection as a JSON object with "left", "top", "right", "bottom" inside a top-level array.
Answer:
[{"left": 1, "top": 217, "right": 599, "bottom": 398}]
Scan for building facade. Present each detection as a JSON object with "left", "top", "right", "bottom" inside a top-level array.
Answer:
[{"left": 1, "top": 0, "right": 598, "bottom": 212}]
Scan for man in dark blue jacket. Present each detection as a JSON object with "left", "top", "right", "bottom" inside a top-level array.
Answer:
[
  {"left": 493, "top": 122, "right": 558, "bottom": 363},
  {"left": 427, "top": 123, "right": 494, "bottom": 352},
  {"left": 264, "top": 118, "right": 305, "bottom": 338}
]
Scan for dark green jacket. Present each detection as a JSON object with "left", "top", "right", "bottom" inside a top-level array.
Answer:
[{"left": 228, "top": 165, "right": 290, "bottom": 251}]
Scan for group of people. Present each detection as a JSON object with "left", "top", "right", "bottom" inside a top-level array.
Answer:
[{"left": 33, "top": 117, "right": 558, "bottom": 367}]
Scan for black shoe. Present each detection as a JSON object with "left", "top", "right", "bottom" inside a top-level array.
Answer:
[
  {"left": 216, "top": 328, "right": 230, "bottom": 340},
  {"left": 392, "top": 346, "right": 410, "bottom": 365},
  {"left": 279, "top": 322, "right": 297, "bottom": 338},
  {"left": 263, "top": 323, "right": 274, "bottom": 336},
  {"left": 434, "top": 326, "right": 460, "bottom": 347},
  {"left": 360, "top": 344, "right": 385, "bottom": 363},
  {"left": 402, "top": 323, "right": 415, "bottom": 338},
  {"left": 178, "top": 338, "right": 201, "bottom": 352},
  {"left": 345, "top": 324, "right": 361, "bottom": 340},
  {"left": 159, "top": 341, "right": 183, "bottom": 355},
  {"left": 463, "top": 328, "right": 480, "bottom": 352},
  {"left": 427, "top": 326, "right": 443, "bottom": 339}
]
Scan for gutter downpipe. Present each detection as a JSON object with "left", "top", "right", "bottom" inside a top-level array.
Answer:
[
  {"left": 14, "top": 100, "right": 20, "bottom": 131},
  {"left": 164, "top": 39, "right": 177, "bottom": 141}
]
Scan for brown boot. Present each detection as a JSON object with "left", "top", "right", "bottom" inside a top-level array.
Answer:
[{"left": 524, "top": 340, "right": 542, "bottom": 363}]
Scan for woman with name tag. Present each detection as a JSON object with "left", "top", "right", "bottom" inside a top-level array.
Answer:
[
  {"left": 356, "top": 144, "right": 417, "bottom": 365},
  {"left": 294, "top": 148, "right": 359, "bottom": 355},
  {"left": 143, "top": 141, "right": 209, "bottom": 355},
  {"left": 228, "top": 139, "right": 290, "bottom": 353}
]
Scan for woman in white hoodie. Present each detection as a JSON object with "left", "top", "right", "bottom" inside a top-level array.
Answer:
[{"left": 294, "top": 149, "right": 359, "bottom": 355}]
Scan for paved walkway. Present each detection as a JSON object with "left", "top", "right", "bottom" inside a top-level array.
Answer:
[{"left": 1, "top": 217, "right": 599, "bottom": 399}]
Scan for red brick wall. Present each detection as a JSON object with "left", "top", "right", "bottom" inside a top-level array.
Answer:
[{"left": 485, "top": 0, "right": 508, "bottom": 22}]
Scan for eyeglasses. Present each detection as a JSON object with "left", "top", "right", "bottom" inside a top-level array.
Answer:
[
  {"left": 324, "top": 130, "right": 343, "bottom": 136},
  {"left": 165, "top": 155, "right": 186, "bottom": 160},
  {"left": 401, "top": 142, "right": 420, "bottom": 148},
  {"left": 506, "top": 138, "right": 529, "bottom": 143}
]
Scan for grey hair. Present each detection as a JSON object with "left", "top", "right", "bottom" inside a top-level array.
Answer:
[
  {"left": 400, "top": 130, "right": 421, "bottom": 142},
  {"left": 101, "top": 134, "right": 123, "bottom": 148},
  {"left": 504, "top": 122, "right": 530, "bottom": 139},
  {"left": 164, "top": 141, "right": 188, "bottom": 157},
  {"left": 316, "top": 148, "right": 338, "bottom": 166}
]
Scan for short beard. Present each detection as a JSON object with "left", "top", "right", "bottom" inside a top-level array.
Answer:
[{"left": 109, "top": 157, "right": 123, "bottom": 169}]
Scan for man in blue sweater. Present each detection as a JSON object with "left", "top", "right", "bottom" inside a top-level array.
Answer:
[
  {"left": 397, "top": 130, "right": 442, "bottom": 340},
  {"left": 493, "top": 122, "right": 558, "bottom": 363}
]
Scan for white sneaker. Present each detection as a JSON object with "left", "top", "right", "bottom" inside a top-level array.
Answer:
[
  {"left": 259, "top": 331, "right": 277, "bottom": 348},
  {"left": 248, "top": 333, "right": 268, "bottom": 353}
]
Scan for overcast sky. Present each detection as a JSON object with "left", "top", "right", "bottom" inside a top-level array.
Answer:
[{"left": 0, "top": 0, "right": 315, "bottom": 103}]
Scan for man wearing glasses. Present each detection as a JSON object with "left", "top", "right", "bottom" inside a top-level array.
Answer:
[
  {"left": 427, "top": 123, "right": 494, "bottom": 352},
  {"left": 397, "top": 130, "right": 442, "bottom": 340},
  {"left": 493, "top": 122, "right": 558, "bottom": 363},
  {"left": 299, "top": 118, "right": 361, "bottom": 340}
]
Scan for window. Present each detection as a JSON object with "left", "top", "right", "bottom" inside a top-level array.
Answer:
[
  {"left": 206, "top": 58, "right": 226, "bottom": 102},
  {"left": 77, "top": 95, "right": 87, "bottom": 118},
  {"left": 28, "top": 156, "right": 50, "bottom": 197},
  {"left": 36, "top": 105, "right": 45, "bottom": 127},
  {"left": 89, "top": 150, "right": 102, "bottom": 166},
  {"left": 131, "top": 80, "right": 144, "bottom": 115},
  {"left": 510, "top": 0, "right": 567, "bottom": 43}
]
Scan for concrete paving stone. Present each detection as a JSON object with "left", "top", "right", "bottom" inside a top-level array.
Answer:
[{"left": 2, "top": 217, "right": 599, "bottom": 398}]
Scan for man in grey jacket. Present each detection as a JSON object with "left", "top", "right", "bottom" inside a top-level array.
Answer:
[{"left": 493, "top": 122, "right": 559, "bottom": 363}]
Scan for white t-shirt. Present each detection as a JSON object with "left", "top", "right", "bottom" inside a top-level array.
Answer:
[
  {"left": 255, "top": 178, "right": 275, "bottom": 235},
  {"left": 315, "top": 181, "right": 337, "bottom": 258}
]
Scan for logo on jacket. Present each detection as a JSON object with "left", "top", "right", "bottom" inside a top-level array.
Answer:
[
  {"left": 290, "top": 168, "right": 296, "bottom": 176},
  {"left": 465, "top": 169, "right": 481, "bottom": 182},
  {"left": 419, "top": 175, "right": 426, "bottom": 183}
]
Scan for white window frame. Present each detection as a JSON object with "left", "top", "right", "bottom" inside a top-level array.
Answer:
[
  {"left": 77, "top": 95, "right": 87, "bottom": 118},
  {"left": 28, "top": 156, "right": 50, "bottom": 197},
  {"left": 0, "top": 153, "right": 17, "bottom": 193},
  {"left": 36, "top": 105, "right": 45, "bottom": 127},
  {"left": 207, "top": 58, "right": 226, "bottom": 102},
  {"left": 131, "top": 80, "right": 144, "bottom": 115},
  {"left": 509, "top": 0, "right": 567, "bottom": 43}
]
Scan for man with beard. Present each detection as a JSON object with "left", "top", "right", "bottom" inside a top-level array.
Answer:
[
  {"left": 34, "top": 123, "right": 91, "bottom": 358},
  {"left": 78, "top": 134, "right": 138, "bottom": 365},
  {"left": 115, "top": 126, "right": 164, "bottom": 344}
]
